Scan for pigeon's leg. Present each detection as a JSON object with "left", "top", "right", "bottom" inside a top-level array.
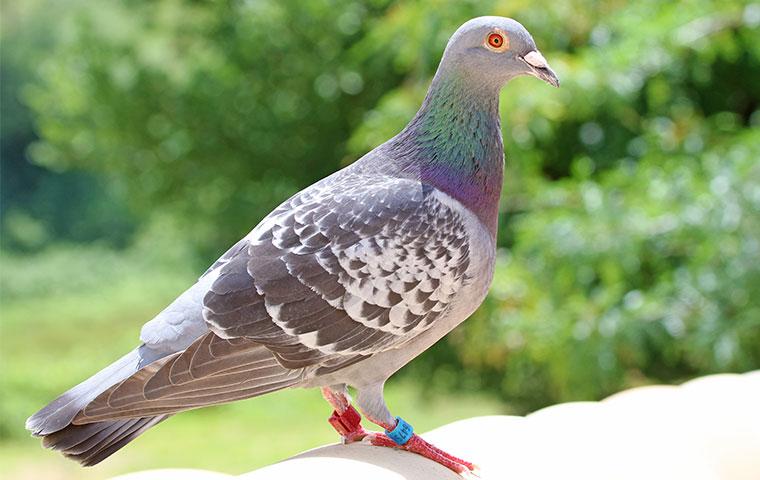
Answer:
[
  {"left": 321, "top": 385, "right": 368, "bottom": 443},
  {"left": 355, "top": 382, "right": 477, "bottom": 475}
]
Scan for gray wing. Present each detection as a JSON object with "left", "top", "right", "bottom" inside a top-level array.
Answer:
[
  {"left": 73, "top": 174, "right": 472, "bottom": 423},
  {"left": 203, "top": 174, "right": 473, "bottom": 370},
  {"left": 75, "top": 334, "right": 303, "bottom": 422}
]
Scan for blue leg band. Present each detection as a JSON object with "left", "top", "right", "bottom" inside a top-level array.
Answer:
[{"left": 385, "top": 417, "right": 414, "bottom": 445}]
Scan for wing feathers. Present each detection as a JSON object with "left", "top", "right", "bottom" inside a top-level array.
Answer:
[
  {"left": 74, "top": 334, "right": 303, "bottom": 423},
  {"left": 203, "top": 177, "right": 472, "bottom": 370}
]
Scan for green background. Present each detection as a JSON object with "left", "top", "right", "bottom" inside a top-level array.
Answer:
[{"left": 2, "top": 0, "right": 759, "bottom": 478}]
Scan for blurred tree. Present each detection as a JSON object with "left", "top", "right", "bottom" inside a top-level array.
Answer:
[
  {"left": 1, "top": 0, "right": 136, "bottom": 251},
  {"left": 21, "top": 0, "right": 404, "bottom": 257},
  {"left": 415, "top": 129, "right": 760, "bottom": 410}
]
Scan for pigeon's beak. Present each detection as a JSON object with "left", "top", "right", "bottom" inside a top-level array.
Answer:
[{"left": 520, "top": 51, "right": 560, "bottom": 88}]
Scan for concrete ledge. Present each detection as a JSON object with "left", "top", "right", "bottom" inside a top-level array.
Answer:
[{"left": 112, "top": 371, "right": 760, "bottom": 480}]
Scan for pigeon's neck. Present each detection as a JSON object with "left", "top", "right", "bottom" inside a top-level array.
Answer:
[{"left": 382, "top": 70, "right": 504, "bottom": 237}]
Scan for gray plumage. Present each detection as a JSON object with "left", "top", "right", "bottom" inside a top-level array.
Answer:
[{"left": 26, "top": 15, "right": 558, "bottom": 465}]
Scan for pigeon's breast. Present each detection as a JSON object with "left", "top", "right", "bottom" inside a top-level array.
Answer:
[{"left": 306, "top": 187, "right": 497, "bottom": 388}]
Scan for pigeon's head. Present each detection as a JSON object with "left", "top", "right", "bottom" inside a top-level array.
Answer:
[{"left": 441, "top": 16, "right": 559, "bottom": 88}]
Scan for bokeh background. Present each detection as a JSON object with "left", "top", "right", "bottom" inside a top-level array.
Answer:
[{"left": 2, "top": 0, "right": 759, "bottom": 478}]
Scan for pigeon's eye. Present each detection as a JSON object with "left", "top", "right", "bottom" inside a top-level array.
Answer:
[{"left": 486, "top": 32, "right": 508, "bottom": 52}]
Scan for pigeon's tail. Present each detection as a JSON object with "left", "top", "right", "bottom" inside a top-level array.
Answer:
[
  {"left": 27, "top": 334, "right": 304, "bottom": 465},
  {"left": 26, "top": 346, "right": 164, "bottom": 436},
  {"left": 38, "top": 414, "right": 170, "bottom": 466},
  {"left": 25, "top": 345, "right": 170, "bottom": 465}
]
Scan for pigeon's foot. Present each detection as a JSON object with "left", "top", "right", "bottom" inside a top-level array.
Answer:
[
  {"left": 327, "top": 404, "right": 368, "bottom": 443},
  {"left": 321, "top": 386, "right": 477, "bottom": 475},
  {"left": 363, "top": 431, "right": 478, "bottom": 474}
]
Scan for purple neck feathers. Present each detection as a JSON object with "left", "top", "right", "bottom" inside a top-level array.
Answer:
[{"left": 380, "top": 70, "right": 505, "bottom": 237}]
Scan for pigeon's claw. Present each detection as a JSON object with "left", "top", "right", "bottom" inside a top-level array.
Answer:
[
  {"left": 363, "top": 432, "right": 478, "bottom": 475},
  {"left": 328, "top": 405, "right": 368, "bottom": 443}
]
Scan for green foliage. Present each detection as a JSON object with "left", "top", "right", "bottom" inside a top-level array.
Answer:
[
  {"left": 3, "top": 0, "right": 759, "bottom": 420},
  {"left": 416, "top": 130, "right": 760, "bottom": 410},
  {"left": 18, "top": 0, "right": 407, "bottom": 254},
  {"left": 1, "top": 1, "right": 136, "bottom": 251}
]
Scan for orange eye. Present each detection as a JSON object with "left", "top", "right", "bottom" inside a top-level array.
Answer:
[{"left": 487, "top": 33, "right": 505, "bottom": 49}]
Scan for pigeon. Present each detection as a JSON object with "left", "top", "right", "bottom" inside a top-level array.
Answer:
[{"left": 26, "top": 16, "right": 558, "bottom": 474}]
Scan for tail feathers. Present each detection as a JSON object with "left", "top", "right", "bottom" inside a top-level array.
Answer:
[
  {"left": 42, "top": 415, "right": 169, "bottom": 466},
  {"left": 26, "top": 345, "right": 162, "bottom": 436},
  {"left": 26, "top": 335, "right": 303, "bottom": 466}
]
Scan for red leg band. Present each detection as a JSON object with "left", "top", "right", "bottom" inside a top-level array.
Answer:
[{"left": 328, "top": 405, "right": 362, "bottom": 436}]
